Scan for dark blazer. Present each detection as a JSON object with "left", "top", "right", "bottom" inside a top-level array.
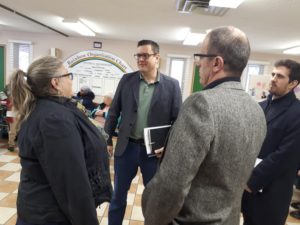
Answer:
[
  {"left": 17, "top": 97, "right": 112, "bottom": 225},
  {"left": 242, "top": 91, "right": 300, "bottom": 225},
  {"left": 105, "top": 71, "right": 182, "bottom": 156}
]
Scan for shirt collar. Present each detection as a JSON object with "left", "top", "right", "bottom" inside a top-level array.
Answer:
[
  {"left": 203, "top": 76, "right": 240, "bottom": 90},
  {"left": 139, "top": 71, "right": 160, "bottom": 83}
]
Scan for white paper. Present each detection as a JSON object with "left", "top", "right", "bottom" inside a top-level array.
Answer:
[
  {"left": 254, "top": 158, "right": 263, "bottom": 192},
  {"left": 6, "top": 111, "right": 16, "bottom": 117},
  {"left": 254, "top": 158, "right": 262, "bottom": 167}
]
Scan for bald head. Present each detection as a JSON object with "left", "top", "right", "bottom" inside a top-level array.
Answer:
[{"left": 205, "top": 26, "right": 250, "bottom": 76}]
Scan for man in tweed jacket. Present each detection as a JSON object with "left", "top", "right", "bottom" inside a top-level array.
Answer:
[{"left": 142, "top": 26, "right": 266, "bottom": 225}]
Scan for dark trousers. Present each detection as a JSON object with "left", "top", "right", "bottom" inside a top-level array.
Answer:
[
  {"left": 16, "top": 218, "right": 71, "bottom": 225},
  {"left": 108, "top": 141, "right": 158, "bottom": 225}
]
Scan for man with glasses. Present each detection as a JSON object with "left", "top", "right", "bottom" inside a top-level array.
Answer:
[
  {"left": 242, "top": 59, "right": 300, "bottom": 225},
  {"left": 142, "top": 26, "right": 266, "bottom": 225},
  {"left": 105, "top": 39, "right": 182, "bottom": 225}
]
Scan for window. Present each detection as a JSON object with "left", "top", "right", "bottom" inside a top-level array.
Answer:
[
  {"left": 169, "top": 58, "right": 185, "bottom": 88},
  {"left": 9, "top": 40, "right": 33, "bottom": 73},
  {"left": 241, "top": 61, "right": 268, "bottom": 91},
  {"left": 166, "top": 54, "right": 191, "bottom": 99}
]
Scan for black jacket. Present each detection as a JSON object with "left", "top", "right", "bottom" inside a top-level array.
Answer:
[
  {"left": 17, "top": 97, "right": 112, "bottom": 225},
  {"left": 105, "top": 71, "right": 182, "bottom": 156},
  {"left": 242, "top": 91, "right": 300, "bottom": 225}
]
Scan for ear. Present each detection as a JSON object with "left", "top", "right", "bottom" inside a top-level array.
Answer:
[
  {"left": 212, "top": 56, "right": 224, "bottom": 73},
  {"left": 289, "top": 80, "right": 299, "bottom": 90},
  {"left": 51, "top": 77, "right": 60, "bottom": 90}
]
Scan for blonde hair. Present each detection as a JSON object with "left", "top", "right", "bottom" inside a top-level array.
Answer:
[{"left": 10, "top": 56, "right": 63, "bottom": 130}]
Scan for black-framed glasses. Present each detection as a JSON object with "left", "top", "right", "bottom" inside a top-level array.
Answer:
[
  {"left": 134, "top": 53, "right": 156, "bottom": 60},
  {"left": 56, "top": 72, "right": 73, "bottom": 80},
  {"left": 194, "top": 53, "right": 218, "bottom": 62}
]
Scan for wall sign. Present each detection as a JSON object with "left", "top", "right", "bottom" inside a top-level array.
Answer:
[{"left": 64, "top": 50, "right": 133, "bottom": 96}]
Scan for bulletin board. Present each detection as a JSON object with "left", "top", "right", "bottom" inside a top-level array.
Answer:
[
  {"left": 0, "top": 45, "right": 5, "bottom": 91},
  {"left": 64, "top": 50, "right": 133, "bottom": 96},
  {"left": 191, "top": 65, "right": 203, "bottom": 93},
  {"left": 247, "top": 74, "right": 271, "bottom": 101}
]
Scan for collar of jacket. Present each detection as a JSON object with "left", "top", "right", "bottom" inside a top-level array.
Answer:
[
  {"left": 267, "top": 90, "right": 296, "bottom": 105},
  {"left": 38, "top": 96, "right": 72, "bottom": 104},
  {"left": 139, "top": 71, "right": 160, "bottom": 84},
  {"left": 262, "top": 90, "right": 297, "bottom": 121},
  {"left": 203, "top": 76, "right": 240, "bottom": 90},
  {"left": 38, "top": 96, "right": 86, "bottom": 112}
]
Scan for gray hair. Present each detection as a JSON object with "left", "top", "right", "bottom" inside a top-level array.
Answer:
[
  {"left": 11, "top": 56, "right": 63, "bottom": 130},
  {"left": 104, "top": 92, "right": 114, "bottom": 99},
  {"left": 80, "top": 85, "right": 92, "bottom": 94},
  {"left": 206, "top": 26, "right": 250, "bottom": 76}
]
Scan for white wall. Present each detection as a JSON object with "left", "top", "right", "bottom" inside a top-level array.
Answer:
[{"left": 1, "top": 30, "right": 300, "bottom": 100}]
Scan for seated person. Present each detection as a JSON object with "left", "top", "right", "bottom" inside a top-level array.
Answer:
[
  {"left": 74, "top": 86, "right": 96, "bottom": 111},
  {"left": 91, "top": 92, "right": 113, "bottom": 125},
  {"left": 4, "top": 84, "right": 17, "bottom": 152}
]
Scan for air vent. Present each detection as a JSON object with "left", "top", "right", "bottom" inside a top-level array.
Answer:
[{"left": 176, "top": 0, "right": 229, "bottom": 16}]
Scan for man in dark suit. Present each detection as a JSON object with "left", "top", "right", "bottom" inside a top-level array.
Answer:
[
  {"left": 105, "top": 39, "right": 182, "bottom": 225},
  {"left": 242, "top": 59, "right": 300, "bottom": 225}
]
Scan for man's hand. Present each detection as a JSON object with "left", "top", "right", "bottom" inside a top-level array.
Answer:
[
  {"left": 245, "top": 185, "right": 252, "bottom": 193},
  {"left": 154, "top": 147, "right": 164, "bottom": 158},
  {"left": 107, "top": 145, "right": 113, "bottom": 157}
]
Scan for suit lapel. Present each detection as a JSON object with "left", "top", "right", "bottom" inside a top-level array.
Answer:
[
  {"left": 264, "top": 92, "right": 296, "bottom": 124},
  {"left": 149, "top": 73, "right": 163, "bottom": 109},
  {"left": 131, "top": 72, "right": 140, "bottom": 105},
  {"left": 265, "top": 101, "right": 291, "bottom": 124},
  {"left": 260, "top": 100, "right": 268, "bottom": 112}
]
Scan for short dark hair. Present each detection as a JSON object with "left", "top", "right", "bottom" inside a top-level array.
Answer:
[
  {"left": 206, "top": 26, "right": 250, "bottom": 76},
  {"left": 137, "top": 40, "right": 159, "bottom": 54},
  {"left": 274, "top": 59, "right": 300, "bottom": 84}
]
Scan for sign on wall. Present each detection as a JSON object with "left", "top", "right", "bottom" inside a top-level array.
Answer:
[{"left": 64, "top": 50, "right": 133, "bottom": 96}]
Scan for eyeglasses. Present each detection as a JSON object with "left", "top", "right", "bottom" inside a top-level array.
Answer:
[
  {"left": 134, "top": 53, "right": 156, "bottom": 60},
  {"left": 194, "top": 53, "right": 218, "bottom": 62},
  {"left": 55, "top": 72, "right": 73, "bottom": 80}
]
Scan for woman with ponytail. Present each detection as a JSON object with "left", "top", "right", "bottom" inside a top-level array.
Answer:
[{"left": 11, "top": 56, "right": 112, "bottom": 225}]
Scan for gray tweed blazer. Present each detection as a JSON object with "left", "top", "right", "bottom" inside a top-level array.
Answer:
[{"left": 142, "top": 81, "right": 266, "bottom": 225}]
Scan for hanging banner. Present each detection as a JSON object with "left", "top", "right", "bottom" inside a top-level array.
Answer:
[{"left": 64, "top": 50, "right": 133, "bottom": 96}]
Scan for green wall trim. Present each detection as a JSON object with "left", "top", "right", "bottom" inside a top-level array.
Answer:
[{"left": 192, "top": 66, "right": 202, "bottom": 93}]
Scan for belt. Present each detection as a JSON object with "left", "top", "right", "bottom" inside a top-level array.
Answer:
[{"left": 128, "top": 137, "right": 145, "bottom": 145}]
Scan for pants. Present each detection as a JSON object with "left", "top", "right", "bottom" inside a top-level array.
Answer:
[{"left": 108, "top": 141, "right": 158, "bottom": 225}]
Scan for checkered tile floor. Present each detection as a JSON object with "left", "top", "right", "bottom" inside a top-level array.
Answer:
[{"left": 0, "top": 138, "right": 299, "bottom": 225}]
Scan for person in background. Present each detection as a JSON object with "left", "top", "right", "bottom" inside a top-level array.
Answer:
[
  {"left": 242, "top": 59, "right": 300, "bottom": 225},
  {"left": 4, "top": 84, "right": 17, "bottom": 151},
  {"left": 142, "top": 26, "right": 266, "bottom": 225},
  {"left": 11, "top": 56, "right": 112, "bottom": 225},
  {"left": 91, "top": 92, "right": 114, "bottom": 126},
  {"left": 105, "top": 39, "right": 182, "bottom": 225},
  {"left": 75, "top": 85, "right": 96, "bottom": 111}
]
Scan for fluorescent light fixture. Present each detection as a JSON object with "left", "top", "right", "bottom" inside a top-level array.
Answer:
[
  {"left": 183, "top": 32, "right": 206, "bottom": 46},
  {"left": 62, "top": 19, "right": 95, "bottom": 36},
  {"left": 176, "top": 27, "right": 190, "bottom": 41},
  {"left": 283, "top": 46, "right": 300, "bottom": 55},
  {"left": 209, "top": 0, "right": 244, "bottom": 8}
]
